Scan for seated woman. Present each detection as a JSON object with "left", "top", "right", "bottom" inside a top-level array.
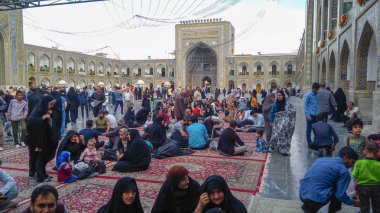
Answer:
[
  {"left": 151, "top": 165, "right": 200, "bottom": 213},
  {"left": 56, "top": 130, "right": 86, "bottom": 162},
  {"left": 147, "top": 116, "right": 167, "bottom": 149},
  {"left": 135, "top": 107, "right": 149, "bottom": 126},
  {"left": 98, "top": 177, "right": 143, "bottom": 213},
  {"left": 112, "top": 129, "right": 151, "bottom": 172},
  {"left": 124, "top": 106, "right": 136, "bottom": 127},
  {"left": 195, "top": 175, "right": 247, "bottom": 213}
]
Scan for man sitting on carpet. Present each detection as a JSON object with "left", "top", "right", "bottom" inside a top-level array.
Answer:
[
  {"left": 217, "top": 120, "right": 247, "bottom": 156},
  {"left": 25, "top": 185, "right": 68, "bottom": 213},
  {"left": 0, "top": 159, "right": 19, "bottom": 211},
  {"left": 94, "top": 110, "right": 110, "bottom": 134},
  {"left": 187, "top": 115, "right": 209, "bottom": 150}
]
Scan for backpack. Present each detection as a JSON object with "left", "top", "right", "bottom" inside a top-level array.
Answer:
[
  {"left": 0, "top": 98, "right": 7, "bottom": 112},
  {"left": 89, "top": 160, "right": 106, "bottom": 174}
]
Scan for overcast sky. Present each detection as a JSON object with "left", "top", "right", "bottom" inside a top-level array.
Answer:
[{"left": 23, "top": 0, "right": 305, "bottom": 60}]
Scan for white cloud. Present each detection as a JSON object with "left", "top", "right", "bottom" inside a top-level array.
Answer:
[{"left": 23, "top": 0, "right": 304, "bottom": 59}]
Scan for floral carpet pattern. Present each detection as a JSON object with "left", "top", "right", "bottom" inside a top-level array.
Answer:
[{"left": 1, "top": 131, "right": 267, "bottom": 213}]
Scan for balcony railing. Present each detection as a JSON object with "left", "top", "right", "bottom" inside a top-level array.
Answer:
[
  {"left": 40, "top": 66, "right": 50, "bottom": 73},
  {"left": 286, "top": 71, "right": 296, "bottom": 76},
  {"left": 28, "top": 66, "right": 36, "bottom": 73},
  {"left": 67, "top": 68, "right": 75, "bottom": 74},
  {"left": 89, "top": 70, "right": 95, "bottom": 75},
  {"left": 133, "top": 73, "right": 141, "bottom": 77},
  {"left": 122, "top": 73, "right": 128, "bottom": 77},
  {"left": 270, "top": 71, "right": 280, "bottom": 76},
  {"left": 238, "top": 72, "right": 249, "bottom": 76},
  {"left": 254, "top": 72, "right": 264, "bottom": 76},
  {"left": 114, "top": 72, "right": 119, "bottom": 76}
]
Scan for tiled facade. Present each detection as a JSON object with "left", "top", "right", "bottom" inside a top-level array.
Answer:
[{"left": 297, "top": 0, "right": 380, "bottom": 129}]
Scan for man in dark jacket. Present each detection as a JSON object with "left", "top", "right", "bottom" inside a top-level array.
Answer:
[
  {"left": 90, "top": 87, "right": 105, "bottom": 117},
  {"left": 217, "top": 120, "right": 247, "bottom": 156},
  {"left": 173, "top": 90, "right": 186, "bottom": 121}
]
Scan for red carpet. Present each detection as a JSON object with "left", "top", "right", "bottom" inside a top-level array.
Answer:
[{"left": 2, "top": 131, "right": 267, "bottom": 213}]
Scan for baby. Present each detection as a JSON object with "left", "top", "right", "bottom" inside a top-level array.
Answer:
[
  {"left": 80, "top": 140, "right": 100, "bottom": 163},
  {"left": 144, "top": 114, "right": 153, "bottom": 128}
]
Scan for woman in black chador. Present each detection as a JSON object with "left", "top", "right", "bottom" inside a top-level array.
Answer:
[{"left": 26, "top": 95, "right": 57, "bottom": 182}]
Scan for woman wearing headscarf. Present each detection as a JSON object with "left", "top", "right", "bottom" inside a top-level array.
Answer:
[
  {"left": 27, "top": 88, "right": 43, "bottom": 118},
  {"left": 195, "top": 175, "right": 247, "bottom": 213},
  {"left": 141, "top": 96, "right": 151, "bottom": 113},
  {"left": 98, "top": 177, "right": 144, "bottom": 213},
  {"left": 268, "top": 90, "right": 296, "bottom": 156},
  {"left": 56, "top": 130, "right": 86, "bottom": 162},
  {"left": 152, "top": 165, "right": 200, "bottom": 213},
  {"left": 49, "top": 90, "right": 63, "bottom": 143},
  {"left": 333, "top": 87, "right": 347, "bottom": 122},
  {"left": 124, "top": 106, "right": 136, "bottom": 127},
  {"left": 26, "top": 95, "right": 56, "bottom": 182},
  {"left": 67, "top": 87, "right": 80, "bottom": 124},
  {"left": 147, "top": 115, "right": 167, "bottom": 148},
  {"left": 112, "top": 129, "right": 151, "bottom": 172},
  {"left": 135, "top": 107, "right": 149, "bottom": 126},
  {"left": 153, "top": 102, "right": 163, "bottom": 120},
  {"left": 262, "top": 93, "right": 276, "bottom": 143}
]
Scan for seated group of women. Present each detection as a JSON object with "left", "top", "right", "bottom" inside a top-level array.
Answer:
[
  {"left": 57, "top": 128, "right": 151, "bottom": 173},
  {"left": 98, "top": 166, "right": 247, "bottom": 213}
]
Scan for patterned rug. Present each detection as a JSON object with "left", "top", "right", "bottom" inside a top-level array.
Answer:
[{"left": 1, "top": 131, "right": 267, "bottom": 212}]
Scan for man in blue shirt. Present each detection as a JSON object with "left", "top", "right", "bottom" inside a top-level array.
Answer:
[
  {"left": 310, "top": 113, "right": 339, "bottom": 157},
  {"left": 187, "top": 115, "right": 209, "bottom": 150},
  {"left": 299, "top": 146, "right": 360, "bottom": 212},
  {"left": 0, "top": 160, "right": 18, "bottom": 210},
  {"left": 79, "top": 88, "right": 89, "bottom": 118},
  {"left": 78, "top": 120, "right": 104, "bottom": 149},
  {"left": 113, "top": 87, "right": 124, "bottom": 115},
  {"left": 304, "top": 82, "right": 320, "bottom": 146}
]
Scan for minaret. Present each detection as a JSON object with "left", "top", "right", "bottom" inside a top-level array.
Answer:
[{"left": 0, "top": 9, "right": 25, "bottom": 87}]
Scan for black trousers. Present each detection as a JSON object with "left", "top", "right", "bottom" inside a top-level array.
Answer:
[
  {"left": 93, "top": 105, "right": 101, "bottom": 117},
  {"left": 357, "top": 185, "right": 380, "bottom": 213},
  {"left": 70, "top": 109, "right": 78, "bottom": 123},
  {"left": 300, "top": 194, "right": 342, "bottom": 213},
  {"left": 80, "top": 102, "right": 89, "bottom": 117},
  {"left": 29, "top": 148, "right": 48, "bottom": 181}
]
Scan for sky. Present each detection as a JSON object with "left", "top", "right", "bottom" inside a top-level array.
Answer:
[{"left": 23, "top": 0, "right": 306, "bottom": 60}]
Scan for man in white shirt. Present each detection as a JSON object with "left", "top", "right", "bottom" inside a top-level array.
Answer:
[{"left": 104, "top": 111, "right": 118, "bottom": 129}]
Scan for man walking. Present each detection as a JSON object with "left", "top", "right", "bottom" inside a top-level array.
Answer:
[
  {"left": 304, "top": 82, "right": 319, "bottom": 146},
  {"left": 113, "top": 87, "right": 124, "bottom": 115},
  {"left": 318, "top": 82, "right": 337, "bottom": 121}
]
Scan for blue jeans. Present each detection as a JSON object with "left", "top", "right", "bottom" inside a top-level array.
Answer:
[
  {"left": 64, "top": 175, "right": 78, "bottom": 183},
  {"left": 114, "top": 100, "right": 124, "bottom": 114},
  {"left": 0, "top": 185, "right": 18, "bottom": 210},
  {"left": 306, "top": 115, "right": 317, "bottom": 145}
]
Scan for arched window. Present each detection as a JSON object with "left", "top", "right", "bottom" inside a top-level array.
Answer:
[
  {"left": 242, "top": 65, "right": 247, "bottom": 75},
  {"left": 272, "top": 65, "right": 277, "bottom": 72},
  {"left": 257, "top": 65, "right": 262, "bottom": 72},
  {"left": 161, "top": 68, "right": 166, "bottom": 77},
  {"left": 287, "top": 64, "right": 293, "bottom": 72},
  {"left": 228, "top": 80, "right": 235, "bottom": 90}
]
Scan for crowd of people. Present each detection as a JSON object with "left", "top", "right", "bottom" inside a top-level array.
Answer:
[{"left": 0, "top": 82, "right": 379, "bottom": 212}]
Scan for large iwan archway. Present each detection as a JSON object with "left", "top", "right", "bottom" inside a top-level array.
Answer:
[{"left": 185, "top": 42, "right": 217, "bottom": 88}]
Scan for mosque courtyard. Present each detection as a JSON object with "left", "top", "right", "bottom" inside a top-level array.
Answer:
[{"left": 0, "top": 97, "right": 360, "bottom": 213}]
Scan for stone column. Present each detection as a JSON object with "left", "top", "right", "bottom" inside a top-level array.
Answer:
[{"left": 303, "top": 0, "right": 315, "bottom": 92}]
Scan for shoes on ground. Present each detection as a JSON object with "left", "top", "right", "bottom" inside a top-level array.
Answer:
[
  {"left": 15, "top": 144, "right": 21, "bottom": 149},
  {"left": 20, "top": 142, "right": 26, "bottom": 147}
]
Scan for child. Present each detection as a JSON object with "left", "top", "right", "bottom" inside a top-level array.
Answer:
[
  {"left": 79, "top": 140, "right": 100, "bottom": 163},
  {"left": 144, "top": 114, "right": 153, "bottom": 128},
  {"left": 57, "top": 151, "right": 78, "bottom": 183},
  {"left": 346, "top": 118, "right": 368, "bottom": 159},
  {"left": 367, "top": 134, "right": 380, "bottom": 160},
  {"left": 255, "top": 129, "right": 269, "bottom": 153},
  {"left": 310, "top": 113, "right": 339, "bottom": 157},
  {"left": 352, "top": 142, "right": 380, "bottom": 213}
]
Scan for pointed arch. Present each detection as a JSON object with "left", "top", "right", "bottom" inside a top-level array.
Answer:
[
  {"left": 356, "top": 22, "right": 375, "bottom": 90},
  {"left": 328, "top": 51, "right": 336, "bottom": 89},
  {"left": 321, "top": 58, "right": 327, "bottom": 83},
  {"left": 39, "top": 54, "right": 50, "bottom": 72}
]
